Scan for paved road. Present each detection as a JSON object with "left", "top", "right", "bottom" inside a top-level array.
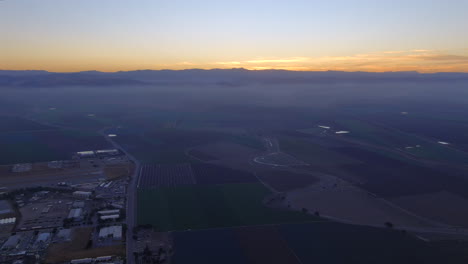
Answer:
[{"left": 99, "top": 129, "right": 140, "bottom": 264}]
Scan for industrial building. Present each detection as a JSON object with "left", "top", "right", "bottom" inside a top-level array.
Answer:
[
  {"left": 68, "top": 208, "right": 83, "bottom": 220},
  {"left": 72, "top": 191, "right": 92, "bottom": 199},
  {"left": 1, "top": 235, "right": 20, "bottom": 250},
  {"left": 100, "top": 214, "right": 119, "bottom": 221},
  {"left": 56, "top": 229, "right": 71, "bottom": 240},
  {"left": 97, "top": 209, "right": 120, "bottom": 215},
  {"left": 96, "top": 149, "right": 120, "bottom": 156},
  {"left": 76, "top": 151, "right": 95, "bottom": 158},
  {"left": 0, "top": 217, "right": 16, "bottom": 225},
  {"left": 72, "top": 201, "right": 85, "bottom": 208},
  {"left": 98, "top": 225, "right": 122, "bottom": 240},
  {"left": 0, "top": 200, "right": 13, "bottom": 215},
  {"left": 36, "top": 232, "right": 50, "bottom": 243}
]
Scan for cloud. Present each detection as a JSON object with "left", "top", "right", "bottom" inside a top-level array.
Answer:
[
  {"left": 413, "top": 54, "right": 468, "bottom": 61},
  {"left": 383, "top": 51, "right": 406, "bottom": 54},
  {"left": 214, "top": 61, "right": 242, "bottom": 65},
  {"left": 177, "top": 61, "right": 196, "bottom": 66},
  {"left": 412, "top": 49, "right": 433, "bottom": 53},
  {"left": 245, "top": 57, "right": 310, "bottom": 64},
  {"left": 208, "top": 50, "right": 468, "bottom": 73}
]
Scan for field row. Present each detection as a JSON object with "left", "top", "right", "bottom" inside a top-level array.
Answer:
[{"left": 138, "top": 163, "right": 258, "bottom": 188}]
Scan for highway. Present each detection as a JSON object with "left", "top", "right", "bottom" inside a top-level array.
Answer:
[{"left": 100, "top": 129, "right": 140, "bottom": 264}]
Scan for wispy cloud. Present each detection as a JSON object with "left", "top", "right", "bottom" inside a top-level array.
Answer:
[
  {"left": 208, "top": 50, "right": 468, "bottom": 72},
  {"left": 177, "top": 61, "right": 196, "bottom": 66}
]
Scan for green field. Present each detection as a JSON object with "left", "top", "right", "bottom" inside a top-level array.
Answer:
[
  {"left": 138, "top": 183, "right": 319, "bottom": 231},
  {"left": 0, "top": 129, "right": 111, "bottom": 164}
]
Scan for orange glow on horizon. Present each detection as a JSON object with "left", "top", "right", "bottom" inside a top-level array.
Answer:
[{"left": 2, "top": 50, "right": 468, "bottom": 73}]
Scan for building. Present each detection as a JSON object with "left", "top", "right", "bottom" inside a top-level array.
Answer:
[
  {"left": 76, "top": 151, "right": 95, "bottom": 158},
  {"left": 0, "top": 200, "right": 13, "bottom": 215},
  {"left": 98, "top": 226, "right": 122, "bottom": 240},
  {"left": 56, "top": 229, "right": 71, "bottom": 240},
  {"left": 95, "top": 256, "right": 113, "bottom": 262},
  {"left": 70, "top": 258, "right": 93, "bottom": 264},
  {"left": 100, "top": 214, "right": 119, "bottom": 221},
  {"left": 96, "top": 149, "right": 120, "bottom": 156},
  {"left": 36, "top": 232, "right": 50, "bottom": 243},
  {"left": 0, "top": 217, "right": 16, "bottom": 225},
  {"left": 68, "top": 208, "right": 83, "bottom": 220},
  {"left": 73, "top": 191, "right": 92, "bottom": 199},
  {"left": 72, "top": 201, "right": 85, "bottom": 208},
  {"left": 97, "top": 209, "right": 120, "bottom": 215},
  {"left": 1, "top": 235, "right": 20, "bottom": 250}
]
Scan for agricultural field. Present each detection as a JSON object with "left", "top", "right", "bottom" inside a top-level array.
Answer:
[
  {"left": 336, "top": 147, "right": 468, "bottom": 198},
  {"left": 391, "top": 191, "right": 468, "bottom": 227},
  {"left": 138, "top": 163, "right": 258, "bottom": 189},
  {"left": 279, "top": 222, "right": 463, "bottom": 264},
  {"left": 188, "top": 141, "right": 260, "bottom": 161},
  {"left": 186, "top": 149, "right": 218, "bottom": 162},
  {"left": 257, "top": 170, "right": 319, "bottom": 192},
  {"left": 0, "top": 116, "right": 53, "bottom": 132},
  {"left": 171, "top": 222, "right": 468, "bottom": 264},
  {"left": 191, "top": 163, "right": 258, "bottom": 185},
  {"left": 285, "top": 174, "right": 431, "bottom": 227},
  {"left": 278, "top": 136, "right": 358, "bottom": 167},
  {"left": 0, "top": 129, "right": 111, "bottom": 164},
  {"left": 138, "top": 163, "right": 196, "bottom": 188},
  {"left": 137, "top": 183, "right": 318, "bottom": 231},
  {"left": 113, "top": 128, "right": 264, "bottom": 164}
]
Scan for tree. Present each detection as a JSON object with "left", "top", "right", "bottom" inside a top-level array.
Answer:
[
  {"left": 384, "top": 222, "right": 394, "bottom": 228},
  {"left": 144, "top": 244, "right": 152, "bottom": 257}
]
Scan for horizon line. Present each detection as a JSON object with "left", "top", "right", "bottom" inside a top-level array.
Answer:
[{"left": 2, "top": 68, "right": 468, "bottom": 74}]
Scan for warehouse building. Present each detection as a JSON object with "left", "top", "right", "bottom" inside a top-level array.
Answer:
[
  {"left": 72, "top": 191, "right": 92, "bottom": 199},
  {"left": 1, "top": 235, "right": 20, "bottom": 250},
  {"left": 68, "top": 208, "right": 83, "bottom": 220},
  {"left": 98, "top": 225, "right": 122, "bottom": 240}
]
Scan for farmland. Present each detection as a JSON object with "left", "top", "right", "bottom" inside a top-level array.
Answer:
[
  {"left": 0, "top": 116, "right": 53, "bottom": 132},
  {"left": 138, "top": 163, "right": 196, "bottom": 188},
  {"left": 0, "top": 129, "right": 111, "bottom": 164},
  {"left": 191, "top": 163, "right": 258, "bottom": 185},
  {"left": 137, "top": 183, "right": 318, "bottom": 231},
  {"left": 112, "top": 128, "right": 264, "bottom": 164},
  {"left": 138, "top": 163, "right": 258, "bottom": 189},
  {"left": 171, "top": 222, "right": 468, "bottom": 264},
  {"left": 257, "top": 170, "right": 319, "bottom": 192},
  {"left": 337, "top": 147, "right": 468, "bottom": 198}
]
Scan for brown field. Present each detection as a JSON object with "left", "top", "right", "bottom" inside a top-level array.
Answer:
[
  {"left": 285, "top": 173, "right": 433, "bottom": 228},
  {"left": 104, "top": 162, "right": 135, "bottom": 180},
  {"left": 0, "top": 165, "right": 102, "bottom": 189},
  {"left": 258, "top": 170, "right": 319, "bottom": 192},
  {"left": 45, "top": 227, "right": 125, "bottom": 263},
  {"left": 391, "top": 191, "right": 468, "bottom": 227}
]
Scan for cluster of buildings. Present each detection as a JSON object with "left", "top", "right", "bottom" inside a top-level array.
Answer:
[{"left": 0, "top": 175, "right": 129, "bottom": 263}]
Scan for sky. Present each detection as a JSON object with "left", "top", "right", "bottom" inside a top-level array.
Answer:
[{"left": 1, "top": 0, "right": 468, "bottom": 72}]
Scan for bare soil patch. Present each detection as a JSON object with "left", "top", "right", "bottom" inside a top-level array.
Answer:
[{"left": 391, "top": 191, "right": 468, "bottom": 227}]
